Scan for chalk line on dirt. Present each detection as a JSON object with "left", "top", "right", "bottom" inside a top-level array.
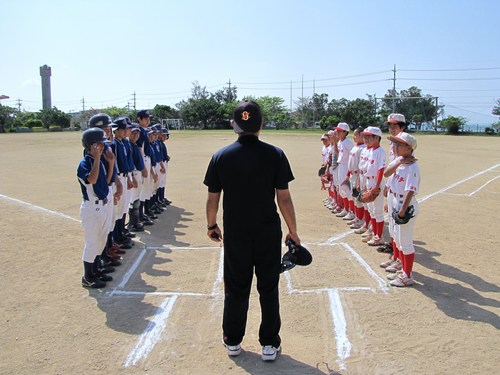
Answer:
[{"left": 0, "top": 194, "right": 80, "bottom": 222}]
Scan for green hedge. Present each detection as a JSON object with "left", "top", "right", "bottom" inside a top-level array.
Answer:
[
  {"left": 48, "top": 125, "right": 62, "bottom": 132},
  {"left": 32, "top": 126, "right": 47, "bottom": 132}
]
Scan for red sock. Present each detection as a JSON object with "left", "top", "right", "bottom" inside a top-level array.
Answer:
[
  {"left": 333, "top": 190, "right": 339, "bottom": 206},
  {"left": 356, "top": 206, "right": 364, "bottom": 220},
  {"left": 403, "top": 253, "right": 415, "bottom": 277},
  {"left": 376, "top": 221, "right": 384, "bottom": 238},
  {"left": 370, "top": 218, "right": 376, "bottom": 232},
  {"left": 365, "top": 211, "right": 371, "bottom": 228},
  {"left": 392, "top": 239, "right": 399, "bottom": 261},
  {"left": 343, "top": 197, "right": 349, "bottom": 211}
]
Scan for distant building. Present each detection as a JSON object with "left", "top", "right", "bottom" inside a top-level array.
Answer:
[{"left": 40, "top": 65, "right": 52, "bottom": 109}]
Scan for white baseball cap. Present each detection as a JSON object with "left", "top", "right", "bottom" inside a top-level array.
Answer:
[
  {"left": 361, "top": 126, "right": 382, "bottom": 137},
  {"left": 387, "top": 113, "right": 406, "bottom": 124},
  {"left": 335, "top": 122, "right": 350, "bottom": 132},
  {"left": 387, "top": 132, "right": 417, "bottom": 150}
]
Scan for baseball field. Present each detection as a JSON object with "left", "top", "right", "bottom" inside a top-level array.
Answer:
[{"left": 0, "top": 130, "right": 499, "bottom": 375}]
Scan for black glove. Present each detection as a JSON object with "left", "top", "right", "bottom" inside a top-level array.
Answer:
[
  {"left": 280, "top": 239, "right": 313, "bottom": 273},
  {"left": 392, "top": 205, "right": 415, "bottom": 225}
]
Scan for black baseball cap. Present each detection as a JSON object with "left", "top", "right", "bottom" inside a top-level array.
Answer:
[
  {"left": 112, "top": 116, "right": 132, "bottom": 130},
  {"left": 232, "top": 100, "right": 262, "bottom": 134},
  {"left": 137, "top": 109, "right": 151, "bottom": 118}
]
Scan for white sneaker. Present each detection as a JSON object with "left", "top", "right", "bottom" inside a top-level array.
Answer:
[
  {"left": 350, "top": 219, "right": 363, "bottom": 229},
  {"left": 387, "top": 270, "right": 403, "bottom": 280},
  {"left": 262, "top": 345, "right": 281, "bottom": 361},
  {"left": 385, "top": 260, "right": 402, "bottom": 273},
  {"left": 390, "top": 274, "right": 415, "bottom": 287},
  {"left": 379, "top": 256, "right": 394, "bottom": 268},
  {"left": 343, "top": 212, "right": 355, "bottom": 221},
  {"left": 367, "top": 236, "right": 383, "bottom": 246},
  {"left": 222, "top": 339, "right": 241, "bottom": 356},
  {"left": 354, "top": 226, "right": 368, "bottom": 234},
  {"left": 361, "top": 229, "right": 373, "bottom": 238},
  {"left": 336, "top": 209, "right": 348, "bottom": 218}
]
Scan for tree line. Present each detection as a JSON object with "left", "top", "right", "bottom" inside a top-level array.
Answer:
[{"left": 1, "top": 84, "right": 499, "bottom": 134}]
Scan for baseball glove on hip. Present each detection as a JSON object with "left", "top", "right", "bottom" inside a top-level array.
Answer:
[
  {"left": 361, "top": 187, "right": 381, "bottom": 203},
  {"left": 392, "top": 205, "right": 415, "bottom": 225}
]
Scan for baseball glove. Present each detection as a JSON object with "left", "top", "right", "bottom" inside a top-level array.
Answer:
[
  {"left": 392, "top": 205, "right": 415, "bottom": 225},
  {"left": 352, "top": 187, "right": 360, "bottom": 198},
  {"left": 280, "top": 239, "right": 313, "bottom": 273},
  {"left": 361, "top": 187, "right": 381, "bottom": 203},
  {"left": 318, "top": 166, "right": 327, "bottom": 176}
]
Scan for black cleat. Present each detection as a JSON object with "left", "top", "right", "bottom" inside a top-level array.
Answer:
[{"left": 82, "top": 276, "right": 106, "bottom": 288}]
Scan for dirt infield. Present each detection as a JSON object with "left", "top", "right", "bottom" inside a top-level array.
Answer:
[{"left": 0, "top": 131, "right": 499, "bottom": 375}]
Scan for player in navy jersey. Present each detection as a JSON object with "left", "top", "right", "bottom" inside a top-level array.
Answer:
[{"left": 77, "top": 128, "right": 115, "bottom": 288}]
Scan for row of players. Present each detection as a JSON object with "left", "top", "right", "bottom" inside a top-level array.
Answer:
[
  {"left": 77, "top": 110, "right": 171, "bottom": 288},
  {"left": 320, "top": 114, "right": 420, "bottom": 287}
]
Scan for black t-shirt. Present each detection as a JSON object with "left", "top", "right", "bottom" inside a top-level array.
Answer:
[{"left": 203, "top": 135, "right": 294, "bottom": 233}]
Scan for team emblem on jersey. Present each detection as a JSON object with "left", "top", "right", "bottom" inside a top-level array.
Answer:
[{"left": 241, "top": 111, "right": 250, "bottom": 121}]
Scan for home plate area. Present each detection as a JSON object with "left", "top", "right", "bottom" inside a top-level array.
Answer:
[{"left": 107, "top": 242, "right": 389, "bottom": 370}]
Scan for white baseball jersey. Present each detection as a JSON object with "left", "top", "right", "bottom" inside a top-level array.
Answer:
[
  {"left": 365, "top": 146, "right": 386, "bottom": 178},
  {"left": 390, "top": 161, "right": 421, "bottom": 196},
  {"left": 337, "top": 138, "right": 354, "bottom": 165},
  {"left": 348, "top": 143, "right": 366, "bottom": 173},
  {"left": 321, "top": 145, "right": 330, "bottom": 164}
]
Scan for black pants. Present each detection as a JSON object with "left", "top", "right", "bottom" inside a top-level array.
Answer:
[{"left": 222, "top": 227, "right": 282, "bottom": 348}]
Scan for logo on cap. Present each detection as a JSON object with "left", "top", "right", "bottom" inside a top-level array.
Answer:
[{"left": 241, "top": 111, "right": 250, "bottom": 121}]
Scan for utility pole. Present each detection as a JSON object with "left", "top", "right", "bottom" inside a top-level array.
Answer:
[
  {"left": 435, "top": 96, "right": 439, "bottom": 130},
  {"left": 16, "top": 98, "right": 22, "bottom": 111},
  {"left": 289, "top": 81, "right": 292, "bottom": 114},
  {"left": 301, "top": 74, "right": 304, "bottom": 125},
  {"left": 392, "top": 64, "right": 397, "bottom": 112},
  {"left": 81, "top": 97, "right": 85, "bottom": 112},
  {"left": 312, "top": 79, "right": 316, "bottom": 127},
  {"left": 374, "top": 94, "right": 377, "bottom": 118},
  {"left": 132, "top": 91, "right": 136, "bottom": 111},
  {"left": 227, "top": 79, "right": 232, "bottom": 103}
]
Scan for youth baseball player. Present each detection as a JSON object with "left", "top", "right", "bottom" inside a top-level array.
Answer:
[
  {"left": 77, "top": 127, "right": 114, "bottom": 288},
  {"left": 360, "top": 126, "right": 386, "bottom": 246},
  {"left": 344, "top": 127, "right": 366, "bottom": 229},
  {"left": 334, "top": 123, "right": 354, "bottom": 220},
  {"left": 384, "top": 132, "right": 420, "bottom": 287}
]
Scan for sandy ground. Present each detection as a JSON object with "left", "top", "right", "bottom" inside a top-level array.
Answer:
[{"left": 0, "top": 131, "right": 499, "bottom": 375}]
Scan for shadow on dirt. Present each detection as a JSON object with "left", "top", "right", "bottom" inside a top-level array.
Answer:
[
  {"left": 228, "top": 350, "right": 343, "bottom": 375},
  {"left": 414, "top": 245, "right": 500, "bottom": 329}
]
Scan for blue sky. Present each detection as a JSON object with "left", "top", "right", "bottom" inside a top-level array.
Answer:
[{"left": 1, "top": 0, "right": 499, "bottom": 124}]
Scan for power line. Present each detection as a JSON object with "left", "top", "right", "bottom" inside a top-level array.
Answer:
[{"left": 400, "top": 67, "right": 500, "bottom": 72}]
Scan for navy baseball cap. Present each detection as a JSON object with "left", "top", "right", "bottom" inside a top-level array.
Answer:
[
  {"left": 232, "top": 100, "right": 262, "bottom": 134},
  {"left": 162, "top": 128, "right": 170, "bottom": 135},
  {"left": 112, "top": 116, "right": 132, "bottom": 130},
  {"left": 137, "top": 109, "right": 151, "bottom": 118},
  {"left": 130, "top": 123, "right": 140, "bottom": 132}
]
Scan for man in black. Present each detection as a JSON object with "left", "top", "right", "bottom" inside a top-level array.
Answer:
[{"left": 203, "top": 100, "right": 301, "bottom": 362}]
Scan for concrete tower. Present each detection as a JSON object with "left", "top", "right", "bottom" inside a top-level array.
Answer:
[{"left": 39, "top": 65, "right": 52, "bottom": 109}]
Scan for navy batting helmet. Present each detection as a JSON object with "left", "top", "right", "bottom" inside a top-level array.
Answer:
[
  {"left": 89, "top": 113, "right": 112, "bottom": 128},
  {"left": 82, "top": 128, "right": 108, "bottom": 148}
]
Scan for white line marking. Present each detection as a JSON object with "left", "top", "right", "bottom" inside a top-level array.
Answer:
[
  {"left": 468, "top": 175, "right": 500, "bottom": 197},
  {"left": 157, "top": 246, "right": 221, "bottom": 251},
  {"left": 0, "top": 194, "right": 80, "bottom": 222},
  {"left": 418, "top": 163, "right": 500, "bottom": 203},
  {"left": 109, "top": 290, "right": 205, "bottom": 297},
  {"left": 124, "top": 296, "right": 177, "bottom": 367},
  {"left": 321, "top": 230, "right": 354, "bottom": 245},
  {"left": 340, "top": 243, "right": 389, "bottom": 293},
  {"left": 110, "top": 245, "right": 147, "bottom": 294},
  {"left": 211, "top": 247, "right": 224, "bottom": 296},
  {"left": 328, "top": 289, "right": 352, "bottom": 371}
]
